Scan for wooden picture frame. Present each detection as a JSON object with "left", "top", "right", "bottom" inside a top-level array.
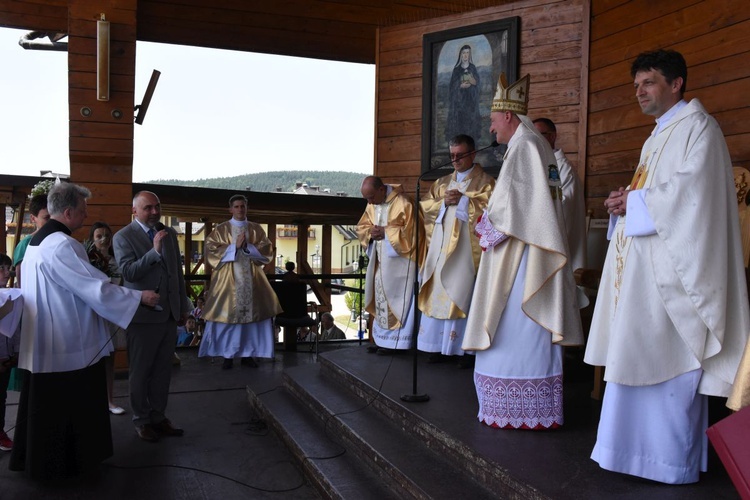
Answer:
[{"left": 421, "top": 17, "right": 520, "bottom": 178}]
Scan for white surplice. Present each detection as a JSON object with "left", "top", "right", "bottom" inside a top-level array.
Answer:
[{"left": 19, "top": 231, "right": 142, "bottom": 373}]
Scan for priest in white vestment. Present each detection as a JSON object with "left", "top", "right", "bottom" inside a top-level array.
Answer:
[
  {"left": 418, "top": 134, "right": 494, "bottom": 362},
  {"left": 199, "top": 194, "right": 282, "bottom": 369},
  {"left": 584, "top": 49, "right": 750, "bottom": 485},
  {"left": 10, "top": 182, "right": 157, "bottom": 481},
  {"left": 357, "top": 176, "right": 422, "bottom": 352},
  {"left": 532, "top": 118, "right": 588, "bottom": 277},
  {"left": 462, "top": 74, "right": 583, "bottom": 430}
]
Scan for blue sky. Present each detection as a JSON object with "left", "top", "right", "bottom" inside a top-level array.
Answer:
[{"left": 0, "top": 27, "right": 375, "bottom": 181}]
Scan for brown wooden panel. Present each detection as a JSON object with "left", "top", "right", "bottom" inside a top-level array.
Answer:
[
  {"left": 587, "top": 150, "right": 640, "bottom": 175},
  {"left": 68, "top": 18, "right": 137, "bottom": 41},
  {"left": 590, "top": 22, "right": 750, "bottom": 95},
  {"left": 378, "top": 120, "right": 421, "bottom": 139},
  {"left": 586, "top": 171, "right": 634, "bottom": 198},
  {"left": 69, "top": 87, "right": 135, "bottom": 107},
  {"left": 84, "top": 182, "right": 133, "bottom": 205},
  {"left": 375, "top": 160, "right": 421, "bottom": 178},
  {"left": 0, "top": 0, "right": 67, "bottom": 31},
  {"left": 527, "top": 78, "right": 581, "bottom": 108},
  {"left": 70, "top": 151, "right": 133, "bottom": 165},
  {"left": 69, "top": 163, "right": 133, "bottom": 183},
  {"left": 68, "top": 2, "right": 137, "bottom": 21},
  {"left": 587, "top": 124, "right": 652, "bottom": 157},
  {"left": 715, "top": 107, "right": 750, "bottom": 138},
  {"left": 68, "top": 36, "right": 136, "bottom": 61},
  {"left": 379, "top": 62, "right": 422, "bottom": 82},
  {"left": 68, "top": 104, "right": 136, "bottom": 125},
  {"left": 379, "top": 77, "right": 422, "bottom": 101},
  {"left": 69, "top": 71, "right": 136, "bottom": 93},
  {"left": 70, "top": 136, "right": 134, "bottom": 154},
  {"left": 379, "top": 46, "right": 422, "bottom": 67},
  {"left": 69, "top": 53, "right": 137, "bottom": 76},
  {"left": 521, "top": 22, "right": 582, "bottom": 48},
  {"left": 521, "top": 40, "right": 582, "bottom": 63},
  {"left": 590, "top": 0, "right": 701, "bottom": 42},
  {"left": 70, "top": 121, "right": 134, "bottom": 141},
  {"left": 591, "top": 0, "right": 630, "bottom": 16},
  {"left": 377, "top": 135, "right": 421, "bottom": 162},
  {"left": 727, "top": 133, "right": 750, "bottom": 163},
  {"left": 378, "top": 96, "right": 421, "bottom": 123},
  {"left": 590, "top": 0, "right": 750, "bottom": 72},
  {"left": 527, "top": 104, "right": 582, "bottom": 124},
  {"left": 137, "top": 18, "right": 374, "bottom": 65},
  {"left": 81, "top": 205, "right": 133, "bottom": 229},
  {"left": 522, "top": 57, "right": 583, "bottom": 83}
]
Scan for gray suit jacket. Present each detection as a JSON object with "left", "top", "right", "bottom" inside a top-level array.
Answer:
[{"left": 113, "top": 220, "right": 190, "bottom": 324}]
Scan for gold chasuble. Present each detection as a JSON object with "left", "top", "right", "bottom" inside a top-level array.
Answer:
[
  {"left": 202, "top": 221, "right": 281, "bottom": 324},
  {"left": 419, "top": 164, "right": 494, "bottom": 318},
  {"left": 356, "top": 185, "right": 422, "bottom": 331}
]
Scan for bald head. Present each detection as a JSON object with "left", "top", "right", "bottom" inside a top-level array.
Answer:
[
  {"left": 132, "top": 191, "right": 162, "bottom": 227},
  {"left": 361, "top": 176, "right": 387, "bottom": 205}
]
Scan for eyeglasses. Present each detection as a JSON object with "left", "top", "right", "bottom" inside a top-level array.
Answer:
[{"left": 450, "top": 150, "right": 474, "bottom": 160}]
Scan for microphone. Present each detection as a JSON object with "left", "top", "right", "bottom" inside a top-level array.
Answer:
[
  {"left": 154, "top": 222, "right": 166, "bottom": 232},
  {"left": 419, "top": 141, "right": 500, "bottom": 181},
  {"left": 152, "top": 274, "right": 163, "bottom": 312}
]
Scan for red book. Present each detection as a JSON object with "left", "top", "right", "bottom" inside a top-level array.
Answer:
[{"left": 707, "top": 406, "right": 750, "bottom": 499}]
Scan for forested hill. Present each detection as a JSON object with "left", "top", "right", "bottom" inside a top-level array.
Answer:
[{"left": 148, "top": 170, "right": 367, "bottom": 198}]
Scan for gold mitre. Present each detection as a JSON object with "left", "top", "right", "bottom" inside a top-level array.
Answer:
[{"left": 491, "top": 73, "right": 530, "bottom": 115}]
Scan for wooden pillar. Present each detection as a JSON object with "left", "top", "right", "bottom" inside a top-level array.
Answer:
[
  {"left": 184, "top": 221, "right": 193, "bottom": 276},
  {"left": 322, "top": 224, "right": 332, "bottom": 298},
  {"left": 265, "top": 222, "right": 276, "bottom": 274},
  {"left": 68, "top": 0, "right": 137, "bottom": 238},
  {"left": 203, "top": 221, "right": 213, "bottom": 275},
  {"left": 296, "top": 223, "right": 309, "bottom": 269}
]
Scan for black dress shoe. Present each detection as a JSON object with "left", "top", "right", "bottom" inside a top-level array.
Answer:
[
  {"left": 222, "top": 358, "right": 234, "bottom": 369},
  {"left": 135, "top": 424, "right": 159, "bottom": 442},
  {"left": 366, "top": 345, "right": 379, "bottom": 353},
  {"left": 152, "top": 419, "right": 184, "bottom": 437},
  {"left": 427, "top": 353, "right": 445, "bottom": 364},
  {"left": 457, "top": 354, "right": 475, "bottom": 369},
  {"left": 240, "top": 357, "right": 258, "bottom": 368}
]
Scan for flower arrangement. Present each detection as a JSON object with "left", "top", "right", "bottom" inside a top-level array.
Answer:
[{"left": 29, "top": 179, "right": 55, "bottom": 198}]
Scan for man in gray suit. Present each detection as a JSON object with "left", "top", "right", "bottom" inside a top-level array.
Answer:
[{"left": 114, "top": 191, "right": 191, "bottom": 442}]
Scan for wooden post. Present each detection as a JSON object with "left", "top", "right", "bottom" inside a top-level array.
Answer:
[
  {"left": 68, "top": 0, "right": 137, "bottom": 238},
  {"left": 265, "top": 222, "right": 276, "bottom": 274}
]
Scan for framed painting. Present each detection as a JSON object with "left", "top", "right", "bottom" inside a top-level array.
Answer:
[{"left": 421, "top": 17, "right": 520, "bottom": 178}]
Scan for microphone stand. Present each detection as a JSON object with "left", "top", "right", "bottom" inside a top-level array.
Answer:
[{"left": 400, "top": 142, "right": 498, "bottom": 403}]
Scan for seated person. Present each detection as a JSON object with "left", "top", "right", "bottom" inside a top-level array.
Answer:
[
  {"left": 281, "top": 261, "right": 300, "bottom": 282},
  {"left": 320, "top": 312, "right": 346, "bottom": 341},
  {"left": 191, "top": 297, "right": 205, "bottom": 332},
  {"left": 176, "top": 316, "right": 198, "bottom": 346}
]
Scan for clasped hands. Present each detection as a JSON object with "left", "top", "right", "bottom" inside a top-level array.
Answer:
[
  {"left": 370, "top": 225, "right": 386, "bottom": 241},
  {"left": 444, "top": 189, "right": 462, "bottom": 207},
  {"left": 605, "top": 187, "right": 628, "bottom": 216}
]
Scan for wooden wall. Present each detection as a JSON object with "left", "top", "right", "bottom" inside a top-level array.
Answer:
[
  {"left": 586, "top": 0, "right": 750, "bottom": 217},
  {"left": 67, "top": 0, "right": 137, "bottom": 234},
  {"left": 375, "top": 0, "right": 589, "bottom": 197}
]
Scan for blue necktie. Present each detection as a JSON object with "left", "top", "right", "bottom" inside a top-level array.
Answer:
[{"left": 148, "top": 228, "right": 156, "bottom": 241}]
